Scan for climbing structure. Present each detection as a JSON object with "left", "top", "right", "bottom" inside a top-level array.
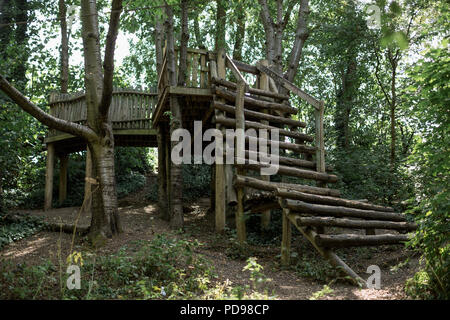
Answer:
[{"left": 45, "top": 47, "right": 416, "bottom": 286}]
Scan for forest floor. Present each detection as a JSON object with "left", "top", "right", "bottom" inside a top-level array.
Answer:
[{"left": 1, "top": 175, "right": 420, "bottom": 300}]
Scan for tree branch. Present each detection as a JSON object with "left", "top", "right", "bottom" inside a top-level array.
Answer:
[
  {"left": 0, "top": 75, "right": 96, "bottom": 140},
  {"left": 372, "top": 40, "right": 392, "bottom": 106},
  {"left": 258, "top": 0, "right": 275, "bottom": 62},
  {"left": 99, "top": 0, "right": 123, "bottom": 118},
  {"left": 282, "top": 0, "right": 296, "bottom": 30},
  {"left": 285, "top": 0, "right": 310, "bottom": 82}
]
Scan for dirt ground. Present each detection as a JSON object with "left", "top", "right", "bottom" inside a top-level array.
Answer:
[{"left": 0, "top": 180, "right": 420, "bottom": 300}]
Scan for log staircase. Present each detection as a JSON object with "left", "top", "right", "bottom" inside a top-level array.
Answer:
[{"left": 208, "top": 50, "right": 416, "bottom": 287}]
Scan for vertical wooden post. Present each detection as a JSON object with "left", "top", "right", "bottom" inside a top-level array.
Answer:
[
  {"left": 215, "top": 49, "right": 226, "bottom": 233},
  {"left": 315, "top": 101, "right": 326, "bottom": 174},
  {"left": 165, "top": 131, "right": 171, "bottom": 208},
  {"left": 84, "top": 146, "right": 92, "bottom": 213},
  {"left": 281, "top": 209, "right": 292, "bottom": 266},
  {"left": 315, "top": 101, "right": 326, "bottom": 234},
  {"left": 58, "top": 154, "right": 68, "bottom": 205},
  {"left": 157, "top": 125, "right": 169, "bottom": 220},
  {"left": 259, "top": 60, "right": 271, "bottom": 230},
  {"left": 235, "top": 81, "right": 247, "bottom": 243},
  {"left": 44, "top": 143, "right": 55, "bottom": 211}
]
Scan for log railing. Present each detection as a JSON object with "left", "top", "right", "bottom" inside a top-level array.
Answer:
[
  {"left": 157, "top": 47, "right": 210, "bottom": 96},
  {"left": 254, "top": 62, "right": 326, "bottom": 179},
  {"left": 47, "top": 88, "right": 158, "bottom": 139}
]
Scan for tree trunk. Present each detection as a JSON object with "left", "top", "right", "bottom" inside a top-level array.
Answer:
[
  {"left": 59, "top": 0, "right": 69, "bottom": 93},
  {"left": 154, "top": 18, "right": 164, "bottom": 76},
  {"left": 80, "top": 0, "right": 123, "bottom": 241},
  {"left": 88, "top": 137, "right": 121, "bottom": 242},
  {"left": 0, "top": 0, "right": 124, "bottom": 245},
  {"left": 165, "top": 3, "right": 184, "bottom": 229},
  {"left": 335, "top": 57, "right": 356, "bottom": 150},
  {"left": 13, "top": 0, "right": 28, "bottom": 92},
  {"left": 389, "top": 52, "right": 397, "bottom": 169},
  {"left": 215, "top": 0, "right": 226, "bottom": 51},
  {"left": 232, "top": 9, "right": 245, "bottom": 61},
  {"left": 259, "top": 0, "right": 310, "bottom": 81},
  {"left": 285, "top": 0, "right": 309, "bottom": 83},
  {"left": 178, "top": 0, "right": 189, "bottom": 86},
  {"left": 157, "top": 125, "right": 169, "bottom": 220}
]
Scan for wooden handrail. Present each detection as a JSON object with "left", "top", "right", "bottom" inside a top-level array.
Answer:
[
  {"left": 255, "top": 62, "right": 322, "bottom": 110},
  {"left": 225, "top": 54, "right": 248, "bottom": 89},
  {"left": 49, "top": 90, "right": 157, "bottom": 106},
  {"left": 157, "top": 55, "right": 168, "bottom": 91}
]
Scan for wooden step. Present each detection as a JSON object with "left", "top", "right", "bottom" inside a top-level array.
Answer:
[
  {"left": 214, "top": 101, "right": 306, "bottom": 128},
  {"left": 236, "top": 162, "right": 339, "bottom": 183},
  {"left": 281, "top": 199, "right": 406, "bottom": 221},
  {"left": 227, "top": 150, "right": 333, "bottom": 172},
  {"left": 225, "top": 134, "right": 317, "bottom": 155},
  {"left": 214, "top": 86, "right": 298, "bottom": 114},
  {"left": 314, "top": 233, "right": 411, "bottom": 248},
  {"left": 211, "top": 77, "right": 289, "bottom": 101},
  {"left": 276, "top": 188, "right": 394, "bottom": 212},
  {"left": 290, "top": 215, "right": 417, "bottom": 231},
  {"left": 234, "top": 175, "right": 341, "bottom": 197},
  {"left": 215, "top": 115, "right": 313, "bottom": 142}
]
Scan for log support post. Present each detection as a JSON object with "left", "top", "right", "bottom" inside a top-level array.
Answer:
[
  {"left": 281, "top": 209, "right": 292, "bottom": 266},
  {"left": 165, "top": 130, "right": 171, "bottom": 212},
  {"left": 315, "top": 101, "right": 326, "bottom": 233},
  {"left": 58, "top": 154, "right": 68, "bottom": 205},
  {"left": 215, "top": 50, "right": 226, "bottom": 233},
  {"left": 157, "top": 125, "right": 169, "bottom": 220},
  {"left": 315, "top": 101, "right": 326, "bottom": 175},
  {"left": 83, "top": 146, "right": 93, "bottom": 213},
  {"left": 235, "top": 80, "right": 247, "bottom": 243},
  {"left": 44, "top": 143, "right": 55, "bottom": 211},
  {"left": 259, "top": 59, "right": 271, "bottom": 230}
]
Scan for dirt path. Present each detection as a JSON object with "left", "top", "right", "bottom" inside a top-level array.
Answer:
[{"left": 1, "top": 195, "right": 419, "bottom": 300}]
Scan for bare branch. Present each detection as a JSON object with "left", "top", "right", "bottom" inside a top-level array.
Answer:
[
  {"left": 0, "top": 75, "right": 96, "bottom": 140},
  {"left": 99, "top": 0, "right": 123, "bottom": 118},
  {"left": 372, "top": 39, "right": 392, "bottom": 106}
]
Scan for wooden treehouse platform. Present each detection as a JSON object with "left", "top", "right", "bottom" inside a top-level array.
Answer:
[{"left": 44, "top": 47, "right": 416, "bottom": 287}]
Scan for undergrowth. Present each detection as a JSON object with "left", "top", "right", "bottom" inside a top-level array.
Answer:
[{"left": 0, "top": 212, "right": 45, "bottom": 250}]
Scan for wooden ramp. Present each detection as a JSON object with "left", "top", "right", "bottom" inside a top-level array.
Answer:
[{"left": 206, "top": 51, "right": 416, "bottom": 286}]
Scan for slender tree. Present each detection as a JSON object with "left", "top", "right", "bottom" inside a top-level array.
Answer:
[
  {"left": 0, "top": 0, "right": 124, "bottom": 243},
  {"left": 59, "top": 0, "right": 69, "bottom": 94}
]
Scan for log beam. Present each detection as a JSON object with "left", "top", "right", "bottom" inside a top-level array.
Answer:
[
  {"left": 282, "top": 199, "right": 406, "bottom": 222},
  {"left": 234, "top": 175, "right": 341, "bottom": 197}
]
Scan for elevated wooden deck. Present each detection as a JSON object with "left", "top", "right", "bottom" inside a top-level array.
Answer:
[
  {"left": 45, "top": 88, "right": 158, "bottom": 153},
  {"left": 152, "top": 48, "right": 214, "bottom": 135}
]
